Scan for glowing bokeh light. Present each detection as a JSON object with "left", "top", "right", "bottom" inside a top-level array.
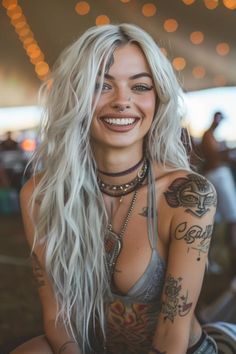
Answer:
[
  {"left": 216, "top": 42, "right": 230, "bottom": 56},
  {"left": 182, "top": 0, "right": 196, "bottom": 4},
  {"left": 2, "top": 0, "right": 17, "bottom": 10},
  {"left": 14, "top": 21, "right": 27, "bottom": 30},
  {"left": 75, "top": 1, "right": 90, "bottom": 15},
  {"left": 30, "top": 53, "right": 45, "bottom": 65},
  {"left": 23, "top": 38, "right": 35, "bottom": 48},
  {"left": 3, "top": 2, "right": 50, "bottom": 81},
  {"left": 223, "top": 0, "right": 236, "bottom": 9},
  {"left": 172, "top": 57, "right": 186, "bottom": 71},
  {"left": 11, "top": 15, "right": 26, "bottom": 27},
  {"left": 163, "top": 19, "right": 178, "bottom": 33},
  {"left": 35, "top": 62, "right": 50, "bottom": 76},
  {"left": 95, "top": 15, "right": 110, "bottom": 25},
  {"left": 142, "top": 3, "right": 157, "bottom": 17},
  {"left": 192, "top": 66, "right": 206, "bottom": 78},
  {"left": 204, "top": 0, "right": 219, "bottom": 10},
  {"left": 7, "top": 7, "right": 22, "bottom": 20},
  {"left": 190, "top": 31, "right": 204, "bottom": 45},
  {"left": 21, "top": 139, "right": 36, "bottom": 152}
]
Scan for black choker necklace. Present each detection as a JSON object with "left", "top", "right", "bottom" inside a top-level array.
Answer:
[
  {"left": 98, "top": 158, "right": 149, "bottom": 197},
  {"left": 98, "top": 156, "right": 144, "bottom": 177}
]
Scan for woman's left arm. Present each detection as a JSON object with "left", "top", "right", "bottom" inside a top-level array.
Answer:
[{"left": 150, "top": 173, "right": 217, "bottom": 354}]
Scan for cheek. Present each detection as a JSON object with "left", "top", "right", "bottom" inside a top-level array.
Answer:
[
  {"left": 139, "top": 95, "right": 156, "bottom": 112},
  {"left": 139, "top": 95, "right": 156, "bottom": 118},
  {"left": 92, "top": 95, "right": 109, "bottom": 119}
]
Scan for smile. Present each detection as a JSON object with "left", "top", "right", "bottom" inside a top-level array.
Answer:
[{"left": 103, "top": 118, "right": 136, "bottom": 126}]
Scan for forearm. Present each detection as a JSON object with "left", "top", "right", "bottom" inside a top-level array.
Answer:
[{"left": 45, "top": 319, "right": 82, "bottom": 354}]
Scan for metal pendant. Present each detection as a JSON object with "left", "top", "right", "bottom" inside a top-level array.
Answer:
[{"left": 104, "top": 229, "right": 122, "bottom": 274}]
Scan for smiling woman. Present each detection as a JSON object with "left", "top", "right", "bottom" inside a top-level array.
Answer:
[
  {"left": 90, "top": 44, "right": 156, "bottom": 157},
  {"left": 11, "top": 24, "right": 220, "bottom": 354}
]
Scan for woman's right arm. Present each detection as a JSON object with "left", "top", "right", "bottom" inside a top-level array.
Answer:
[{"left": 20, "top": 178, "right": 82, "bottom": 354}]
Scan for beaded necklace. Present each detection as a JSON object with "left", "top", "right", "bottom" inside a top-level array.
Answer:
[{"left": 98, "top": 158, "right": 149, "bottom": 197}]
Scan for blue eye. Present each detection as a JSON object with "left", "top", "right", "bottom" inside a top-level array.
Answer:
[
  {"left": 95, "top": 82, "right": 111, "bottom": 91},
  {"left": 133, "top": 84, "right": 153, "bottom": 92}
]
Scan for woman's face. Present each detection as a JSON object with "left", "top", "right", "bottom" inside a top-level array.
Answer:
[{"left": 90, "top": 43, "right": 156, "bottom": 151}]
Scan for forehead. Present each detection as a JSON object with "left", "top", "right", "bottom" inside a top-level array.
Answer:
[{"left": 107, "top": 43, "right": 152, "bottom": 77}]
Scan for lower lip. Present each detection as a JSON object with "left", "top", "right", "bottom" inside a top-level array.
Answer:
[{"left": 101, "top": 120, "right": 138, "bottom": 132}]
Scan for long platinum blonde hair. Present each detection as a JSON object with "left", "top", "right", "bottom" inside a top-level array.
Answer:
[{"left": 31, "top": 23, "right": 190, "bottom": 351}]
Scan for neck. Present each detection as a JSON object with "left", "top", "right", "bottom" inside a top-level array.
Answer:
[{"left": 92, "top": 144, "right": 144, "bottom": 184}]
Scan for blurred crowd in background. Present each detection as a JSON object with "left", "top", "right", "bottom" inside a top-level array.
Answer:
[{"left": 0, "top": 130, "right": 37, "bottom": 214}]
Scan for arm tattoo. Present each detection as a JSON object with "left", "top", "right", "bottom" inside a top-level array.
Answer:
[
  {"left": 31, "top": 252, "right": 45, "bottom": 288},
  {"left": 161, "top": 274, "right": 192, "bottom": 322},
  {"left": 174, "top": 222, "right": 213, "bottom": 261},
  {"left": 58, "top": 341, "right": 76, "bottom": 354},
  {"left": 164, "top": 174, "right": 216, "bottom": 217}
]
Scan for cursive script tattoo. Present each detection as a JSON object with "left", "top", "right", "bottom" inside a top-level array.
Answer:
[
  {"left": 161, "top": 274, "right": 192, "bottom": 322},
  {"left": 31, "top": 252, "right": 45, "bottom": 288},
  {"left": 175, "top": 222, "right": 213, "bottom": 261},
  {"left": 58, "top": 341, "right": 76, "bottom": 354},
  {"left": 164, "top": 174, "right": 216, "bottom": 217}
]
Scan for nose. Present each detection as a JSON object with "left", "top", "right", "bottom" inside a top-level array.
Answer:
[
  {"left": 111, "top": 101, "right": 131, "bottom": 111},
  {"left": 110, "top": 88, "right": 131, "bottom": 111}
]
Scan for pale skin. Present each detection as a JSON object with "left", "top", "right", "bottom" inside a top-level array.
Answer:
[{"left": 12, "top": 44, "right": 216, "bottom": 354}]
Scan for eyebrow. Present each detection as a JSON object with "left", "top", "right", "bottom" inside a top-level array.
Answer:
[{"left": 103, "top": 72, "right": 153, "bottom": 80}]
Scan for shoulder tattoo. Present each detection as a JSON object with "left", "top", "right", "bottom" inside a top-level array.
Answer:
[{"left": 164, "top": 174, "right": 216, "bottom": 217}]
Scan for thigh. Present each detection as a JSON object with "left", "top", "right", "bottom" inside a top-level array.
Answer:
[{"left": 10, "top": 335, "right": 53, "bottom": 354}]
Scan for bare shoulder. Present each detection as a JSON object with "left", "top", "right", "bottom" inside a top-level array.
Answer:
[{"left": 20, "top": 173, "right": 44, "bottom": 205}]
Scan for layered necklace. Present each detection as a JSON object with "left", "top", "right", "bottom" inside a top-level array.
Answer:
[
  {"left": 98, "top": 157, "right": 149, "bottom": 280},
  {"left": 97, "top": 157, "right": 149, "bottom": 197},
  {"left": 104, "top": 189, "right": 138, "bottom": 279}
]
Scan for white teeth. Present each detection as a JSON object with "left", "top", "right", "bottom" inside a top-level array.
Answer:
[{"left": 103, "top": 118, "right": 136, "bottom": 126}]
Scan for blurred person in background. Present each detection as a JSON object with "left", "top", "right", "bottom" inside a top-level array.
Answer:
[
  {"left": 0, "top": 131, "right": 20, "bottom": 151},
  {"left": 0, "top": 131, "right": 25, "bottom": 192},
  {"left": 201, "top": 111, "right": 236, "bottom": 277}
]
